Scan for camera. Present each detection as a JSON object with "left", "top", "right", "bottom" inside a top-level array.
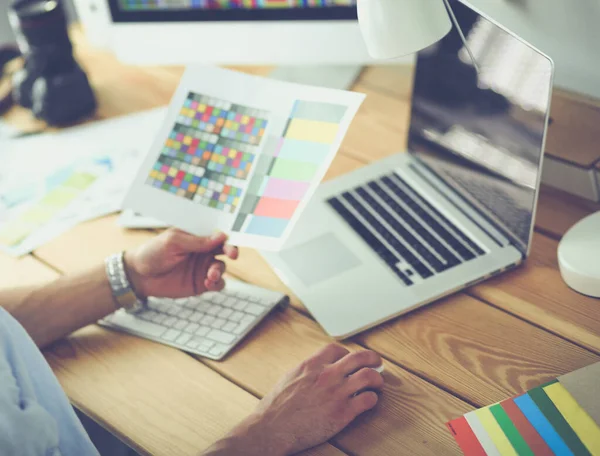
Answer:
[{"left": 8, "top": 0, "right": 96, "bottom": 125}]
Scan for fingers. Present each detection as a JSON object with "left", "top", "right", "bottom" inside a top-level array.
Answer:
[
  {"left": 207, "top": 260, "right": 226, "bottom": 282},
  {"left": 165, "top": 229, "right": 228, "bottom": 254},
  {"left": 345, "top": 368, "right": 384, "bottom": 396},
  {"left": 332, "top": 350, "right": 382, "bottom": 377},
  {"left": 349, "top": 391, "right": 379, "bottom": 417},
  {"left": 204, "top": 278, "right": 226, "bottom": 292},
  {"left": 312, "top": 344, "right": 351, "bottom": 366},
  {"left": 223, "top": 244, "right": 239, "bottom": 260}
]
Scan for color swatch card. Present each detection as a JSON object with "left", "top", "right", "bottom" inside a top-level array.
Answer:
[
  {"left": 123, "top": 66, "right": 365, "bottom": 250},
  {"left": 447, "top": 362, "right": 600, "bottom": 456}
]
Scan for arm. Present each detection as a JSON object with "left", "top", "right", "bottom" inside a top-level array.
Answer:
[{"left": 0, "top": 229, "right": 237, "bottom": 348}]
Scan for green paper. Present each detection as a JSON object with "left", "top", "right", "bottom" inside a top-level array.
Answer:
[{"left": 490, "top": 404, "right": 534, "bottom": 456}]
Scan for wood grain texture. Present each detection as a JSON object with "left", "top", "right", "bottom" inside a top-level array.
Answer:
[
  {"left": 536, "top": 185, "right": 600, "bottom": 238},
  {"left": 45, "top": 324, "right": 344, "bottom": 456},
  {"left": 357, "top": 292, "right": 599, "bottom": 407},
  {"left": 470, "top": 234, "right": 600, "bottom": 354},
  {"left": 0, "top": 254, "right": 60, "bottom": 288},
  {"left": 200, "top": 307, "right": 469, "bottom": 456}
]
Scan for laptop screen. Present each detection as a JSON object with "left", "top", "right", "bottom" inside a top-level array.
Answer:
[{"left": 408, "top": 0, "right": 553, "bottom": 252}]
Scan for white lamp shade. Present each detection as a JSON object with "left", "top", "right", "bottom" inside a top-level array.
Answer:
[{"left": 357, "top": 0, "right": 453, "bottom": 59}]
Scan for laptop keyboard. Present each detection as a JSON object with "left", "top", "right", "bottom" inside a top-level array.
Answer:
[{"left": 327, "top": 173, "right": 485, "bottom": 286}]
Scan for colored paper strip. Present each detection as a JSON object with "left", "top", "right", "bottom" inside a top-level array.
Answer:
[
  {"left": 262, "top": 178, "right": 311, "bottom": 200},
  {"left": 501, "top": 399, "right": 554, "bottom": 456},
  {"left": 559, "top": 363, "right": 600, "bottom": 427},
  {"left": 244, "top": 215, "right": 288, "bottom": 238},
  {"left": 528, "top": 384, "right": 591, "bottom": 456},
  {"left": 475, "top": 406, "right": 518, "bottom": 456},
  {"left": 269, "top": 158, "right": 319, "bottom": 181},
  {"left": 254, "top": 197, "right": 300, "bottom": 219},
  {"left": 490, "top": 403, "right": 534, "bottom": 456},
  {"left": 465, "top": 412, "right": 502, "bottom": 456},
  {"left": 284, "top": 118, "right": 339, "bottom": 144},
  {"left": 277, "top": 138, "right": 330, "bottom": 164},
  {"left": 446, "top": 416, "right": 487, "bottom": 456},
  {"left": 290, "top": 100, "right": 347, "bottom": 123},
  {"left": 515, "top": 394, "right": 573, "bottom": 456},
  {"left": 544, "top": 382, "right": 600, "bottom": 455}
]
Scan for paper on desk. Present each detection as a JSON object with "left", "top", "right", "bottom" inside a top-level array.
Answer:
[
  {"left": 118, "top": 209, "right": 169, "bottom": 229},
  {"left": 0, "top": 108, "right": 167, "bottom": 256},
  {"left": 558, "top": 362, "right": 600, "bottom": 427},
  {"left": 123, "top": 66, "right": 365, "bottom": 250}
]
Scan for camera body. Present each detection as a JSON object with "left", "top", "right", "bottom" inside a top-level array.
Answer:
[{"left": 9, "top": 0, "right": 96, "bottom": 125}]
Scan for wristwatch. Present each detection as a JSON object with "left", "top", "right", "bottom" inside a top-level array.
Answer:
[{"left": 105, "top": 252, "right": 146, "bottom": 313}]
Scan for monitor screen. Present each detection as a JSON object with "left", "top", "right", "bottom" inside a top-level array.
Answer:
[
  {"left": 109, "top": 0, "right": 357, "bottom": 22},
  {"left": 408, "top": 0, "right": 553, "bottom": 252}
]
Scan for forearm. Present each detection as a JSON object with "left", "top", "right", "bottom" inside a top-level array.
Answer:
[
  {"left": 201, "top": 414, "right": 289, "bottom": 456},
  {"left": 0, "top": 263, "right": 117, "bottom": 348}
]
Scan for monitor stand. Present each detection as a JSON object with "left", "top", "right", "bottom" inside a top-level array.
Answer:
[{"left": 268, "top": 65, "right": 363, "bottom": 90}]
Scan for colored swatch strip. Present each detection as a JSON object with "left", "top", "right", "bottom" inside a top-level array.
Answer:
[
  {"left": 447, "top": 371, "right": 600, "bottom": 456},
  {"left": 146, "top": 91, "right": 269, "bottom": 213},
  {"left": 232, "top": 100, "right": 347, "bottom": 238},
  {"left": 0, "top": 169, "right": 98, "bottom": 247}
]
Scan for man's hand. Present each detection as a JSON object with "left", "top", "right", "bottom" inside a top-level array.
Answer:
[
  {"left": 204, "top": 344, "right": 384, "bottom": 456},
  {"left": 125, "top": 228, "right": 238, "bottom": 299}
]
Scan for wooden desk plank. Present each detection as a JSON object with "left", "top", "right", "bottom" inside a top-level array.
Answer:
[
  {"left": 200, "top": 307, "right": 468, "bottom": 456},
  {"left": 0, "top": 254, "right": 59, "bottom": 288},
  {"left": 356, "top": 293, "right": 599, "bottom": 407},
  {"left": 33, "top": 215, "right": 155, "bottom": 274},
  {"left": 470, "top": 233, "right": 600, "bottom": 354},
  {"left": 46, "top": 325, "right": 344, "bottom": 456}
]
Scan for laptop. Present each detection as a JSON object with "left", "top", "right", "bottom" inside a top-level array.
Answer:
[{"left": 262, "top": 0, "right": 555, "bottom": 339}]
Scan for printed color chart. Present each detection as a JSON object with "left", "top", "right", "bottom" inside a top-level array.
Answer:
[
  {"left": 146, "top": 92, "right": 269, "bottom": 213},
  {"left": 232, "top": 100, "right": 347, "bottom": 238},
  {"left": 119, "top": 0, "right": 355, "bottom": 12}
]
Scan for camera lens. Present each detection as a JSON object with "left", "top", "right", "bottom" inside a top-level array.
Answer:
[{"left": 9, "top": 0, "right": 72, "bottom": 51}]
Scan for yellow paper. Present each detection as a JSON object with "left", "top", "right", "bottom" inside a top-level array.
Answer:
[
  {"left": 475, "top": 406, "right": 518, "bottom": 456},
  {"left": 285, "top": 118, "right": 339, "bottom": 144},
  {"left": 545, "top": 382, "right": 600, "bottom": 455}
]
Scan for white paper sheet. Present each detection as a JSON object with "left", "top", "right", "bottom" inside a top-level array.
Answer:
[
  {"left": 118, "top": 209, "right": 169, "bottom": 229},
  {"left": 0, "top": 108, "right": 167, "bottom": 256},
  {"left": 123, "top": 66, "right": 365, "bottom": 250}
]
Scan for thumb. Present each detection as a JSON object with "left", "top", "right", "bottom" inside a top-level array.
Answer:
[{"left": 168, "top": 230, "right": 228, "bottom": 254}]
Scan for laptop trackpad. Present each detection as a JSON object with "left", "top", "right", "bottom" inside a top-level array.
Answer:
[{"left": 279, "top": 233, "right": 361, "bottom": 287}]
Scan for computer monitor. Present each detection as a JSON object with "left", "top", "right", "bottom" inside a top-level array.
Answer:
[{"left": 98, "top": 0, "right": 377, "bottom": 65}]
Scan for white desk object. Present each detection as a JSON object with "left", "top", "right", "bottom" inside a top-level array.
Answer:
[{"left": 558, "top": 211, "right": 600, "bottom": 298}]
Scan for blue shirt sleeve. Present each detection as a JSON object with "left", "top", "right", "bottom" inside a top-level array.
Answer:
[{"left": 0, "top": 307, "right": 99, "bottom": 456}]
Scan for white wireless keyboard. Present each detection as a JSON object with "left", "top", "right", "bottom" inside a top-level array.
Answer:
[{"left": 99, "top": 279, "right": 288, "bottom": 360}]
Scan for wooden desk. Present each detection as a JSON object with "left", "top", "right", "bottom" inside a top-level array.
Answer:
[{"left": 3, "top": 29, "right": 600, "bottom": 456}]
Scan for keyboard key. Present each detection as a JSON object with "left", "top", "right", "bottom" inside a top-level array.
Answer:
[
  {"left": 229, "top": 311, "right": 244, "bottom": 322},
  {"left": 174, "top": 319, "right": 188, "bottom": 330},
  {"left": 245, "top": 303, "right": 265, "bottom": 316},
  {"left": 345, "top": 191, "right": 433, "bottom": 279},
  {"left": 201, "top": 315, "right": 216, "bottom": 326},
  {"left": 209, "top": 344, "right": 228, "bottom": 358},
  {"left": 207, "top": 329, "right": 236, "bottom": 344},
  {"left": 184, "top": 323, "right": 200, "bottom": 333},
  {"left": 195, "top": 326, "right": 210, "bottom": 337},
  {"left": 223, "top": 297, "right": 237, "bottom": 308},
  {"left": 211, "top": 294, "right": 225, "bottom": 304},
  {"left": 179, "top": 309, "right": 193, "bottom": 320},
  {"left": 165, "top": 305, "right": 184, "bottom": 316},
  {"left": 173, "top": 298, "right": 189, "bottom": 305},
  {"left": 187, "top": 340, "right": 200, "bottom": 350},
  {"left": 107, "top": 312, "right": 167, "bottom": 337},
  {"left": 218, "top": 308, "right": 233, "bottom": 319},
  {"left": 233, "top": 301, "right": 247, "bottom": 311},
  {"left": 151, "top": 313, "right": 167, "bottom": 324},
  {"left": 176, "top": 333, "right": 192, "bottom": 345},
  {"left": 222, "top": 322, "right": 237, "bottom": 333},
  {"left": 162, "top": 329, "right": 181, "bottom": 342},
  {"left": 198, "top": 302, "right": 211, "bottom": 313},
  {"left": 211, "top": 318, "right": 226, "bottom": 329},
  {"left": 328, "top": 197, "right": 413, "bottom": 286},
  {"left": 163, "top": 316, "right": 177, "bottom": 327},
  {"left": 189, "top": 311, "right": 204, "bottom": 323},
  {"left": 233, "top": 320, "right": 254, "bottom": 335},
  {"left": 241, "top": 314, "right": 255, "bottom": 324},
  {"left": 199, "top": 340, "right": 214, "bottom": 350},
  {"left": 207, "top": 305, "right": 222, "bottom": 316}
]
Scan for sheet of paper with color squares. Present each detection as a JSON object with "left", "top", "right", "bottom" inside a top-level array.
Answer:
[{"left": 124, "top": 66, "right": 365, "bottom": 250}]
